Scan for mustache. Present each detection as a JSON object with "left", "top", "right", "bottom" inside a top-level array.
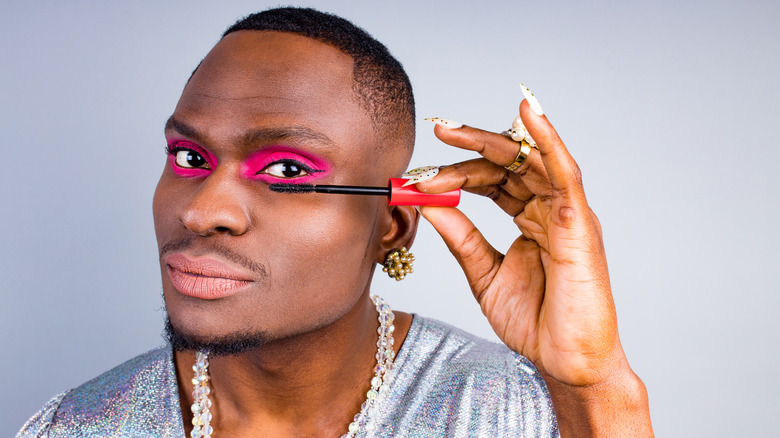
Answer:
[{"left": 159, "top": 237, "right": 268, "bottom": 279}]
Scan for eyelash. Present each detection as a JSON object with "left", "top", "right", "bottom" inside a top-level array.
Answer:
[
  {"left": 165, "top": 145, "right": 217, "bottom": 182},
  {"left": 260, "top": 159, "right": 319, "bottom": 178},
  {"left": 164, "top": 145, "right": 201, "bottom": 159},
  {"left": 165, "top": 145, "right": 322, "bottom": 179}
]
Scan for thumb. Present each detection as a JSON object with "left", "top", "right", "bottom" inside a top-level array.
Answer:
[{"left": 418, "top": 206, "right": 501, "bottom": 293}]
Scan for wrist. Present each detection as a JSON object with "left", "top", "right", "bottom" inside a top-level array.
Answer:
[{"left": 542, "top": 362, "right": 654, "bottom": 437}]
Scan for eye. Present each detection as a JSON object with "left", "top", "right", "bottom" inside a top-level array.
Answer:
[
  {"left": 261, "top": 160, "right": 313, "bottom": 178},
  {"left": 167, "top": 147, "right": 210, "bottom": 170}
]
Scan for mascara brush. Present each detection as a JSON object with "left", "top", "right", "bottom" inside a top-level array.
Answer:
[{"left": 269, "top": 178, "right": 460, "bottom": 207}]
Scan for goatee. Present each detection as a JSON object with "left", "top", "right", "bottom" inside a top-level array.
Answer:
[{"left": 163, "top": 314, "right": 269, "bottom": 357}]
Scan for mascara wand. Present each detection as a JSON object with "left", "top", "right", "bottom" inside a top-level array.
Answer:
[{"left": 269, "top": 178, "right": 460, "bottom": 206}]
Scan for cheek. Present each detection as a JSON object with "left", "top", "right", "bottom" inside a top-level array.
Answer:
[
  {"left": 152, "top": 176, "right": 167, "bottom": 236},
  {"left": 260, "top": 199, "right": 379, "bottom": 307},
  {"left": 279, "top": 206, "right": 372, "bottom": 271},
  {"left": 152, "top": 173, "right": 186, "bottom": 242}
]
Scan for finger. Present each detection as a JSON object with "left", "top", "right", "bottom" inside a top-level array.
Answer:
[
  {"left": 416, "top": 158, "right": 534, "bottom": 200},
  {"left": 431, "top": 124, "right": 551, "bottom": 192},
  {"left": 432, "top": 124, "right": 525, "bottom": 166},
  {"left": 476, "top": 235, "right": 546, "bottom": 353},
  {"left": 518, "top": 100, "right": 584, "bottom": 200},
  {"left": 505, "top": 150, "right": 552, "bottom": 197},
  {"left": 497, "top": 236, "right": 546, "bottom": 319},
  {"left": 463, "top": 185, "right": 528, "bottom": 217},
  {"left": 513, "top": 196, "right": 552, "bottom": 251},
  {"left": 417, "top": 206, "right": 502, "bottom": 296}
]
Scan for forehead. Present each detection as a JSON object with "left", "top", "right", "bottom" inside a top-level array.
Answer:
[{"left": 171, "top": 31, "right": 374, "bottom": 158}]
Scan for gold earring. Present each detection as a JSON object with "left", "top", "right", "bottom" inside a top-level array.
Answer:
[{"left": 382, "top": 247, "right": 414, "bottom": 281}]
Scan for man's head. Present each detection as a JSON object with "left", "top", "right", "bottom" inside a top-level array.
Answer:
[
  {"left": 153, "top": 8, "right": 419, "bottom": 355},
  {"left": 192, "top": 7, "right": 415, "bottom": 151}
]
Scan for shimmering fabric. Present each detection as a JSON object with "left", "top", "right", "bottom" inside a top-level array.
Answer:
[
  {"left": 18, "top": 316, "right": 559, "bottom": 437},
  {"left": 17, "top": 347, "right": 184, "bottom": 438}
]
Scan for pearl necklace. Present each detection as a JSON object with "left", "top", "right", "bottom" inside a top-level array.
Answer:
[{"left": 189, "top": 295, "right": 396, "bottom": 438}]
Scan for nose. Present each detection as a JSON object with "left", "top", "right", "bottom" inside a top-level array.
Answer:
[{"left": 179, "top": 168, "right": 251, "bottom": 237}]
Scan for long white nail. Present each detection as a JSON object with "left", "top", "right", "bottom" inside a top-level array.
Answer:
[
  {"left": 401, "top": 165, "right": 439, "bottom": 187},
  {"left": 520, "top": 83, "right": 544, "bottom": 116},
  {"left": 424, "top": 117, "right": 463, "bottom": 129}
]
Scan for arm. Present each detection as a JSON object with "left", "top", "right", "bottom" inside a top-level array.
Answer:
[{"left": 542, "top": 359, "right": 652, "bottom": 436}]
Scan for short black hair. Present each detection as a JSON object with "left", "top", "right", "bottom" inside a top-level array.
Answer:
[{"left": 221, "top": 7, "right": 415, "bottom": 149}]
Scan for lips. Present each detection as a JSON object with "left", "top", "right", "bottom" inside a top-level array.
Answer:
[{"left": 165, "top": 253, "right": 254, "bottom": 300}]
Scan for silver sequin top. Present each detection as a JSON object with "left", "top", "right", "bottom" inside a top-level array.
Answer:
[{"left": 18, "top": 316, "right": 559, "bottom": 437}]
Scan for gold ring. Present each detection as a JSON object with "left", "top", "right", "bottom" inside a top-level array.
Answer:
[{"left": 504, "top": 141, "right": 532, "bottom": 172}]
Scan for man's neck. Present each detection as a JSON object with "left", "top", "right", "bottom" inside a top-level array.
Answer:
[{"left": 174, "top": 293, "right": 413, "bottom": 437}]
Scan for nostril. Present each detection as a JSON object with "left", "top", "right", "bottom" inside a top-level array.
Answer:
[{"left": 179, "top": 189, "right": 251, "bottom": 236}]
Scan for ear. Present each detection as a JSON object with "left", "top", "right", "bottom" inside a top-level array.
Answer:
[{"left": 376, "top": 205, "right": 420, "bottom": 264}]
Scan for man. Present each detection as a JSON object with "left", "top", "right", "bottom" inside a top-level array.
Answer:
[{"left": 18, "top": 7, "right": 652, "bottom": 437}]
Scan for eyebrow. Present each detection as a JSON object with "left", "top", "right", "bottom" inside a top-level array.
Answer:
[{"left": 164, "top": 116, "right": 336, "bottom": 149}]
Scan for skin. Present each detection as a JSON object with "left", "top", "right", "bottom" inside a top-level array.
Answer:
[
  {"left": 416, "top": 103, "right": 654, "bottom": 436},
  {"left": 153, "top": 28, "right": 653, "bottom": 437},
  {"left": 153, "top": 31, "right": 416, "bottom": 437}
]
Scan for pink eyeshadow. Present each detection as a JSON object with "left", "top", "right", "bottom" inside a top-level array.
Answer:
[
  {"left": 240, "top": 145, "right": 331, "bottom": 184},
  {"left": 167, "top": 141, "right": 217, "bottom": 178}
]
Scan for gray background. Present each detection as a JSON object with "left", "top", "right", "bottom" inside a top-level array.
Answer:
[{"left": 2, "top": 0, "right": 778, "bottom": 436}]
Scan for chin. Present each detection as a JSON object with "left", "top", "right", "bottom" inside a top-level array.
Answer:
[
  {"left": 161, "top": 280, "right": 269, "bottom": 341},
  {"left": 163, "top": 313, "right": 271, "bottom": 357}
]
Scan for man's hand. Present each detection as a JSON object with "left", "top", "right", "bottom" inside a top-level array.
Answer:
[{"left": 416, "top": 98, "right": 653, "bottom": 437}]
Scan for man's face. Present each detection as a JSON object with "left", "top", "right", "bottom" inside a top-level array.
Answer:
[{"left": 153, "top": 31, "right": 400, "bottom": 349}]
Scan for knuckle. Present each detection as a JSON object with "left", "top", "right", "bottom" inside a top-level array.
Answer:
[
  {"left": 497, "top": 172, "right": 510, "bottom": 187},
  {"left": 517, "top": 164, "right": 532, "bottom": 178},
  {"left": 553, "top": 205, "right": 578, "bottom": 228},
  {"left": 470, "top": 252, "right": 502, "bottom": 292},
  {"left": 571, "top": 162, "right": 583, "bottom": 186},
  {"left": 550, "top": 255, "right": 577, "bottom": 268},
  {"left": 453, "top": 227, "right": 483, "bottom": 257},
  {"left": 477, "top": 140, "right": 490, "bottom": 155},
  {"left": 450, "top": 161, "right": 468, "bottom": 172},
  {"left": 539, "top": 145, "right": 555, "bottom": 159},
  {"left": 484, "top": 186, "right": 502, "bottom": 201},
  {"left": 552, "top": 183, "right": 578, "bottom": 199},
  {"left": 449, "top": 227, "right": 498, "bottom": 291},
  {"left": 466, "top": 135, "right": 490, "bottom": 154},
  {"left": 503, "top": 200, "right": 525, "bottom": 217}
]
